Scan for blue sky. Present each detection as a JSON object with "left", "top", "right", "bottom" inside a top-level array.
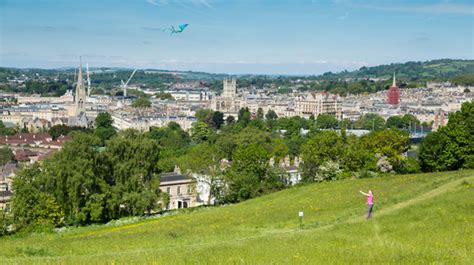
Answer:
[{"left": 0, "top": 0, "right": 473, "bottom": 74}]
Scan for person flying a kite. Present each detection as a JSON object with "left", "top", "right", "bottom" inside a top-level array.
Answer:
[{"left": 163, "top": 24, "right": 189, "bottom": 35}]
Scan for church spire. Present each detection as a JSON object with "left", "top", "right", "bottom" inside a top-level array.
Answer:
[
  {"left": 392, "top": 72, "right": 396, "bottom": 87},
  {"left": 76, "top": 59, "right": 83, "bottom": 92},
  {"left": 75, "top": 58, "right": 86, "bottom": 114}
]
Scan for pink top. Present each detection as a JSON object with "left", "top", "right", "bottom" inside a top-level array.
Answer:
[{"left": 367, "top": 194, "right": 374, "bottom": 205}]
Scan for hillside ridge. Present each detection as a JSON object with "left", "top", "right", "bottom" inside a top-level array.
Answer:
[{"left": 3, "top": 171, "right": 473, "bottom": 263}]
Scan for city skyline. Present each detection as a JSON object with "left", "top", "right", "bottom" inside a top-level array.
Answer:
[{"left": 1, "top": 0, "right": 473, "bottom": 74}]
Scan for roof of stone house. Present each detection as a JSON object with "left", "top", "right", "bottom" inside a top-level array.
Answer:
[
  {"left": 14, "top": 149, "right": 38, "bottom": 162},
  {"left": 0, "top": 133, "right": 53, "bottom": 145},
  {"left": 45, "top": 135, "right": 72, "bottom": 146},
  {"left": 160, "top": 173, "right": 193, "bottom": 183},
  {"left": 14, "top": 153, "right": 30, "bottom": 162}
]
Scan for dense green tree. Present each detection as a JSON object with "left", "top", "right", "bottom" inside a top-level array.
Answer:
[
  {"left": 148, "top": 123, "right": 191, "bottom": 172},
  {"left": 226, "top": 115, "right": 236, "bottom": 125},
  {"left": 361, "top": 129, "right": 409, "bottom": 170},
  {"left": 214, "top": 126, "right": 274, "bottom": 160},
  {"left": 386, "top": 116, "right": 404, "bottom": 129},
  {"left": 11, "top": 131, "right": 164, "bottom": 230},
  {"left": 238, "top": 108, "right": 251, "bottom": 127},
  {"left": 212, "top": 111, "right": 224, "bottom": 130},
  {"left": 12, "top": 163, "right": 65, "bottom": 230},
  {"left": 195, "top": 109, "right": 214, "bottom": 125},
  {"left": 419, "top": 101, "right": 474, "bottom": 171},
  {"left": 402, "top": 114, "right": 420, "bottom": 131},
  {"left": 270, "top": 137, "right": 289, "bottom": 161},
  {"left": 386, "top": 114, "right": 420, "bottom": 130},
  {"left": 452, "top": 74, "right": 474, "bottom": 86},
  {"left": 0, "top": 121, "right": 16, "bottom": 135},
  {"left": 340, "top": 135, "right": 378, "bottom": 177},
  {"left": 256, "top": 108, "right": 264, "bottom": 120},
  {"left": 265, "top": 109, "right": 278, "bottom": 129},
  {"left": 275, "top": 116, "right": 309, "bottom": 137},
  {"left": 355, "top": 113, "right": 386, "bottom": 131},
  {"left": 178, "top": 143, "right": 225, "bottom": 204},
  {"left": 0, "top": 147, "right": 13, "bottom": 166},
  {"left": 190, "top": 122, "right": 213, "bottom": 143},
  {"left": 0, "top": 210, "right": 13, "bottom": 236},
  {"left": 48, "top": 124, "right": 90, "bottom": 140},
  {"left": 316, "top": 114, "right": 338, "bottom": 129},
  {"left": 301, "top": 131, "right": 344, "bottom": 182},
  {"left": 265, "top": 109, "right": 278, "bottom": 121},
  {"left": 225, "top": 144, "right": 283, "bottom": 202},
  {"left": 419, "top": 132, "right": 449, "bottom": 171},
  {"left": 102, "top": 130, "right": 163, "bottom": 217},
  {"left": 132, "top": 97, "right": 151, "bottom": 108},
  {"left": 195, "top": 109, "right": 224, "bottom": 130},
  {"left": 94, "top": 127, "right": 117, "bottom": 145},
  {"left": 94, "top": 112, "right": 116, "bottom": 144},
  {"left": 95, "top": 112, "right": 114, "bottom": 128},
  {"left": 148, "top": 122, "right": 190, "bottom": 150}
]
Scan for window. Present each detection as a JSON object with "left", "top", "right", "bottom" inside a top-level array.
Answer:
[
  {"left": 187, "top": 185, "right": 191, "bottom": 194},
  {"left": 177, "top": 186, "right": 181, "bottom": 195},
  {"left": 166, "top": 187, "right": 170, "bottom": 194}
]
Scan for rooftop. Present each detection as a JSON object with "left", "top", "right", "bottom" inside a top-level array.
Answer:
[{"left": 160, "top": 172, "right": 193, "bottom": 183}]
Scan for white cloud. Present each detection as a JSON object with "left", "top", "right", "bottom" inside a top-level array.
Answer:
[
  {"left": 353, "top": 3, "right": 474, "bottom": 15},
  {"left": 146, "top": 0, "right": 213, "bottom": 8},
  {"left": 146, "top": 0, "right": 159, "bottom": 6},
  {"left": 190, "top": 0, "right": 213, "bottom": 8}
]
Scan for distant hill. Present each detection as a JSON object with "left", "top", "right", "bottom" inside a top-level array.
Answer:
[
  {"left": 1, "top": 170, "right": 472, "bottom": 263},
  {"left": 1, "top": 59, "right": 473, "bottom": 94},
  {"left": 318, "top": 59, "right": 474, "bottom": 82}
]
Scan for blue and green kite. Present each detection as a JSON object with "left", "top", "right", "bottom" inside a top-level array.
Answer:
[{"left": 163, "top": 24, "right": 189, "bottom": 35}]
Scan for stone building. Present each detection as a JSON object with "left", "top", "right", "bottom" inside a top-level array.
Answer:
[
  {"left": 159, "top": 166, "right": 199, "bottom": 210},
  {"left": 210, "top": 77, "right": 242, "bottom": 117},
  {"left": 294, "top": 92, "right": 342, "bottom": 119}
]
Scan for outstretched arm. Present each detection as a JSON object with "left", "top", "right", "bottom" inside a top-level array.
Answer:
[{"left": 359, "top": 191, "right": 368, "bottom": 196}]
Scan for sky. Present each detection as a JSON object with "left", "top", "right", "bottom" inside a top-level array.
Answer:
[{"left": 0, "top": 0, "right": 473, "bottom": 75}]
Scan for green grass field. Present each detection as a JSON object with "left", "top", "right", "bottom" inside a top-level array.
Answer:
[{"left": 1, "top": 170, "right": 473, "bottom": 264}]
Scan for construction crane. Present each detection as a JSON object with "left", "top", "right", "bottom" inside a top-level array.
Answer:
[{"left": 122, "top": 69, "right": 138, "bottom": 97}]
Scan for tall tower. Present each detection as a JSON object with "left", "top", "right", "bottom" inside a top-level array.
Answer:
[
  {"left": 387, "top": 72, "right": 400, "bottom": 105},
  {"left": 75, "top": 61, "right": 87, "bottom": 115},
  {"left": 222, "top": 77, "right": 236, "bottom": 98}
]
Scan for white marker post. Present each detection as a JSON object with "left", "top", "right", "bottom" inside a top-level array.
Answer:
[{"left": 299, "top": 210, "right": 303, "bottom": 227}]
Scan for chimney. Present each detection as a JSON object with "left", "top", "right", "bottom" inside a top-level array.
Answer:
[{"left": 174, "top": 165, "right": 181, "bottom": 175}]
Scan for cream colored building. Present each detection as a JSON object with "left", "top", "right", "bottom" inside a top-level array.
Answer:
[
  {"left": 16, "top": 90, "right": 74, "bottom": 104},
  {"left": 294, "top": 92, "right": 342, "bottom": 119},
  {"left": 160, "top": 168, "right": 199, "bottom": 210}
]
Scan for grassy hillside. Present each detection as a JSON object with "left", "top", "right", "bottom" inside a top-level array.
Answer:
[{"left": 1, "top": 170, "right": 473, "bottom": 264}]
